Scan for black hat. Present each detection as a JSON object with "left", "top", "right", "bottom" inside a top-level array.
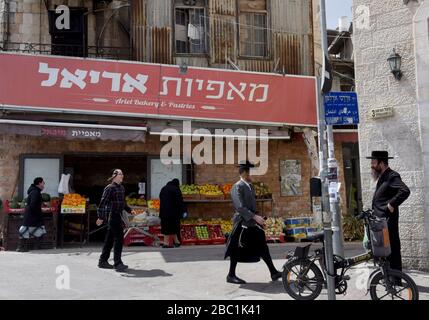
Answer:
[
  {"left": 366, "top": 151, "right": 394, "bottom": 160},
  {"left": 236, "top": 160, "right": 255, "bottom": 168}
]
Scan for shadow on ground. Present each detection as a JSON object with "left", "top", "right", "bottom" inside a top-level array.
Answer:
[
  {"left": 21, "top": 243, "right": 364, "bottom": 263},
  {"left": 238, "top": 281, "right": 286, "bottom": 295},
  {"left": 417, "top": 285, "right": 429, "bottom": 294},
  {"left": 119, "top": 269, "right": 173, "bottom": 278}
]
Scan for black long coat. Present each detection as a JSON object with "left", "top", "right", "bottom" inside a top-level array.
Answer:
[
  {"left": 225, "top": 180, "right": 267, "bottom": 263},
  {"left": 22, "top": 184, "right": 43, "bottom": 227},
  {"left": 159, "top": 182, "right": 186, "bottom": 235},
  {"left": 372, "top": 167, "right": 410, "bottom": 271}
]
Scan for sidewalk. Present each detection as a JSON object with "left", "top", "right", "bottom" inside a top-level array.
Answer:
[{"left": 0, "top": 243, "right": 428, "bottom": 300}]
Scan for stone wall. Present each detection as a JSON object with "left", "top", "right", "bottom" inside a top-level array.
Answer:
[
  {"left": 353, "top": 0, "right": 429, "bottom": 270},
  {"left": 414, "top": 0, "right": 429, "bottom": 269},
  {"left": 3, "top": 0, "right": 129, "bottom": 49}
]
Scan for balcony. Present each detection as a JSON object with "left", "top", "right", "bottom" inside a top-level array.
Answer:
[{"left": 1, "top": 42, "right": 132, "bottom": 61}]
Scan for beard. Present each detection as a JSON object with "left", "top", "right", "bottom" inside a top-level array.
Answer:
[{"left": 371, "top": 168, "right": 381, "bottom": 181}]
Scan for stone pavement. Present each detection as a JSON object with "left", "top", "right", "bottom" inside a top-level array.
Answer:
[{"left": 0, "top": 243, "right": 428, "bottom": 300}]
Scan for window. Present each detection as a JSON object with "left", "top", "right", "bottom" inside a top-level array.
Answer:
[
  {"left": 49, "top": 8, "right": 88, "bottom": 57},
  {"left": 238, "top": 0, "right": 268, "bottom": 58},
  {"left": 174, "top": 2, "right": 207, "bottom": 55}
]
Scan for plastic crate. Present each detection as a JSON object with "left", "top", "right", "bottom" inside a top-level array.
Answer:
[
  {"left": 284, "top": 217, "right": 312, "bottom": 229},
  {"left": 286, "top": 227, "right": 307, "bottom": 238},
  {"left": 180, "top": 224, "right": 198, "bottom": 245}
]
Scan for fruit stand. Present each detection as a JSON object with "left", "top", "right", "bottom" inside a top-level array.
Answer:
[
  {"left": 179, "top": 182, "right": 277, "bottom": 244},
  {"left": 2, "top": 197, "right": 59, "bottom": 251},
  {"left": 58, "top": 193, "right": 88, "bottom": 247}
]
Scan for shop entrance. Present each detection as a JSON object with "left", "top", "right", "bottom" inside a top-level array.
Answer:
[{"left": 62, "top": 154, "right": 148, "bottom": 243}]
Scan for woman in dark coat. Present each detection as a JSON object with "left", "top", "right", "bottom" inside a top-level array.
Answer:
[
  {"left": 159, "top": 179, "right": 186, "bottom": 248},
  {"left": 17, "top": 177, "right": 47, "bottom": 252}
]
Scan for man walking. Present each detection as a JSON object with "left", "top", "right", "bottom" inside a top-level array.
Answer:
[
  {"left": 367, "top": 151, "right": 410, "bottom": 272},
  {"left": 225, "top": 161, "right": 282, "bottom": 284},
  {"left": 17, "top": 177, "right": 47, "bottom": 252},
  {"left": 97, "top": 169, "right": 134, "bottom": 272}
]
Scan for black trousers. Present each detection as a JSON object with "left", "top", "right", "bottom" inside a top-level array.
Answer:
[
  {"left": 100, "top": 220, "right": 124, "bottom": 266},
  {"left": 387, "top": 215, "right": 402, "bottom": 271}
]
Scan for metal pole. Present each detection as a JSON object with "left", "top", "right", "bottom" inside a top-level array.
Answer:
[
  {"left": 318, "top": 0, "right": 345, "bottom": 257},
  {"left": 319, "top": 0, "right": 336, "bottom": 300},
  {"left": 327, "top": 127, "right": 345, "bottom": 257}
]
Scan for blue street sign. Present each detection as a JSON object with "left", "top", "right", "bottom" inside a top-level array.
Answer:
[{"left": 324, "top": 92, "right": 359, "bottom": 125}]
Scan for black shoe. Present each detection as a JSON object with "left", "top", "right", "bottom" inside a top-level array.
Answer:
[
  {"left": 115, "top": 262, "right": 128, "bottom": 272},
  {"left": 98, "top": 261, "right": 114, "bottom": 269},
  {"left": 162, "top": 244, "right": 174, "bottom": 248},
  {"left": 271, "top": 271, "right": 282, "bottom": 281},
  {"left": 16, "top": 239, "right": 28, "bottom": 252},
  {"left": 174, "top": 243, "right": 181, "bottom": 248},
  {"left": 226, "top": 275, "right": 246, "bottom": 284}
]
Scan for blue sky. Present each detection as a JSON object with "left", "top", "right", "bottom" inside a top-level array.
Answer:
[{"left": 326, "top": 0, "right": 353, "bottom": 29}]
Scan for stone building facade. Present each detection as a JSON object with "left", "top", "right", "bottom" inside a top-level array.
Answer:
[{"left": 353, "top": 0, "right": 429, "bottom": 270}]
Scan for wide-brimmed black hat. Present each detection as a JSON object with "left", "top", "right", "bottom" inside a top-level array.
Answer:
[
  {"left": 366, "top": 151, "right": 394, "bottom": 160},
  {"left": 236, "top": 160, "right": 255, "bottom": 168}
]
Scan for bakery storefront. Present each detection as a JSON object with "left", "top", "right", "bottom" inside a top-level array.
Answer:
[{"left": 0, "top": 52, "right": 347, "bottom": 249}]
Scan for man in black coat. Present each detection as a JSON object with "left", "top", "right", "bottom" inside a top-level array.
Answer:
[
  {"left": 224, "top": 161, "right": 281, "bottom": 284},
  {"left": 367, "top": 151, "right": 410, "bottom": 272},
  {"left": 159, "top": 179, "right": 186, "bottom": 248},
  {"left": 18, "top": 177, "right": 47, "bottom": 252}
]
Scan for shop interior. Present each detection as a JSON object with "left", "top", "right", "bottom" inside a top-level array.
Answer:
[{"left": 62, "top": 154, "right": 148, "bottom": 243}]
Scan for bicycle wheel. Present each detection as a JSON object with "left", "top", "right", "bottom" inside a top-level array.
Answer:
[
  {"left": 369, "top": 269, "right": 419, "bottom": 300},
  {"left": 282, "top": 258, "right": 324, "bottom": 300}
]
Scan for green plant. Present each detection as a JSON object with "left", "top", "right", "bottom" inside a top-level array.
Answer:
[{"left": 342, "top": 213, "right": 365, "bottom": 241}]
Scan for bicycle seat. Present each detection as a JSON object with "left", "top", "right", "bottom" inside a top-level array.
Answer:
[{"left": 304, "top": 231, "right": 324, "bottom": 242}]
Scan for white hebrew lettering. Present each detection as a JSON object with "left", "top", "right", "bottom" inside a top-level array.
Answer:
[
  {"left": 161, "top": 77, "right": 182, "bottom": 96},
  {"left": 206, "top": 81, "right": 225, "bottom": 99},
  {"left": 60, "top": 69, "right": 88, "bottom": 89},
  {"left": 39, "top": 63, "right": 60, "bottom": 87},
  {"left": 249, "top": 84, "right": 269, "bottom": 102},
  {"left": 89, "top": 71, "right": 100, "bottom": 84},
  {"left": 102, "top": 71, "right": 122, "bottom": 92},
  {"left": 196, "top": 79, "right": 204, "bottom": 91},
  {"left": 185, "top": 79, "right": 193, "bottom": 97},
  {"left": 122, "top": 73, "right": 149, "bottom": 94},
  {"left": 227, "top": 82, "right": 247, "bottom": 101}
]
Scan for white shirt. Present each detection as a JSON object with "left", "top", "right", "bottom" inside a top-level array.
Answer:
[{"left": 240, "top": 177, "right": 252, "bottom": 191}]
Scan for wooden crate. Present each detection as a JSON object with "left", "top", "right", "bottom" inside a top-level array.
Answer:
[{"left": 3, "top": 214, "right": 57, "bottom": 251}]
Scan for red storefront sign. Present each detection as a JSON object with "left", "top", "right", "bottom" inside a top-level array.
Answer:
[{"left": 0, "top": 52, "right": 317, "bottom": 126}]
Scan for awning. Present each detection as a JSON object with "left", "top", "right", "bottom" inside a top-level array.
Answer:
[
  {"left": 0, "top": 120, "right": 147, "bottom": 142},
  {"left": 148, "top": 126, "right": 291, "bottom": 140}
]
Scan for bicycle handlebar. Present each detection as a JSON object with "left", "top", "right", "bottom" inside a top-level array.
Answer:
[{"left": 354, "top": 209, "right": 375, "bottom": 221}]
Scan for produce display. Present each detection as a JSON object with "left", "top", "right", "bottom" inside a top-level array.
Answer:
[
  {"left": 195, "top": 225, "right": 210, "bottom": 240},
  {"left": 8, "top": 196, "right": 25, "bottom": 209},
  {"left": 183, "top": 218, "right": 233, "bottom": 235},
  {"left": 147, "top": 199, "right": 160, "bottom": 211},
  {"left": 61, "top": 193, "right": 86, "bottom": 213},
  {"left": 125, "top": 196, "right": 146, "bottom": 207},
  {"left": 180, "top": 184, "right": 200, "bottom": 196},
  {"left": 253, "top": 182, "right": 272, "bottom": 199},
  {"left": 7, "top": 195, "right": 56, "bottom": 213},
  {"left": 181, "top": 224, "right": 197, "bottom": 242},
  {"left": 62, "top": 194, "right": 86, "bottom": 206},
  {"left": 221, "top": 184, "right": 233, "bottom": 196},
  {"left": 197, "top": 184, "right": 223, "bottom": 197},
  {"left": 264, "top": 217, "right": 285, "bottom": 238}
]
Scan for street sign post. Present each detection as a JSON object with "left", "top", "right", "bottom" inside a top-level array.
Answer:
[{"left": 325, "top": 92, "right": 359, "bottom": 125}]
